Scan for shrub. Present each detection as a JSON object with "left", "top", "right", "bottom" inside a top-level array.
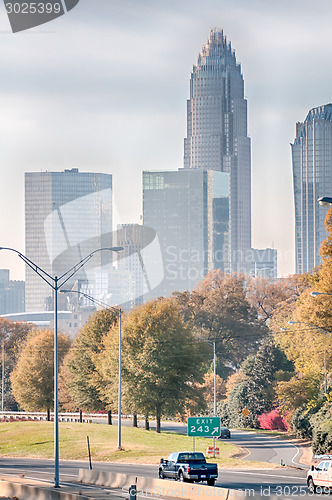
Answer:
[
  {"left": 311, "top": 403, "right": 332, "bottom": 454},
  {"left": 258, "top": 408, "right": 289, "bottom": 431}
]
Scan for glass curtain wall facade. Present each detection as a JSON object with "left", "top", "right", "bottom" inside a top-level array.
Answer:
[
  {"left": 291, "top": 104, "right": 332, "bottom": 274},
  {"left": 142, "top": 169, "right": 229, "bottom": 298},
  {"left": 25, "top": 169, "right": 112, "bottom": 311},
  {"left": 184, "top": 29, "right": 251, "bottom": 273}
]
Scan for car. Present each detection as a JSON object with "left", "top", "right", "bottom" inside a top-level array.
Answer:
[
  {"left": 159, "top": 451, "right": 218, "bottom": 486},
  {"left": 307, "top": 455, "right": 332, "bottom": 493},
  {"left": 218, "top": 427, "right": 231, "bottom": 439}
]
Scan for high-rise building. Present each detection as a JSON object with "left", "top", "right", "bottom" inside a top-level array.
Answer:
[
  {"left": 248, "top": 248, "right": 278, "bottom": 279},
  {"left": 115, "top": 224, "right": 145, "bottom": 307},
  {"left": 291, "top": 104, "right": 332, "bottom": 274},
  {"left": 143, "top": 169, "right": 229, "bottom": 297},
  {"left": 184, "top": 29, "right": 251, "bottom": 273},
  {"left": 25, "top": 169, "right": 113, "bottom": 311},
  {"left": 0, "top": 269, "right": 25, "bottom": 314}
]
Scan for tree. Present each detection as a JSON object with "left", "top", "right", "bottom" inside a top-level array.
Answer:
[
  {"left": 247, "top": 275, "right": 310, "bottom": 323},
  {"left": 220, "top": 339, "right": 294, "bottom": 428},
  {"left": 10, "top": 329, "right": 71, "bottom": 418},
  {"left": 0, "top": 318, "right": 32, "bottom": 410},
  {"left": 175, "top": 271, "right": 267, "bottom": 369},
  {"left": 96, "top": 298, "right": 209, "bottom": 432},
  {"left": 201, "top": 372, "right": 226, "bottom": 404},
  {"left": 62, "top": 309, "right": 118, "bottom": 412}
]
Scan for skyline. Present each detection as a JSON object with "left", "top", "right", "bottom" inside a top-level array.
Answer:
[{"left": 1, "top": 0, "right": 332, "bottom": 279}]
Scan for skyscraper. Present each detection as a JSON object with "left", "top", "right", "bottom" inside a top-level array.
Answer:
[
  {"left": 25, "top": 169, "right": 113, "bottom": 311},
  {"left": 184, "top": 29, "right": 251, "bottom": 272},
  {"left": 143, "top": 169, "right": 229, "bottom": 297},
  {"left": 291, "top": 104, "right": 332, "bottom": 274}
]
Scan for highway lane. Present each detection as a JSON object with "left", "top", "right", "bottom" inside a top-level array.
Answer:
[
  {"left": 137, "top": 422, "right": 308, "bottom": 468},
  {"left": 0, "top": 457, "right": 313, "bottom": 497}
]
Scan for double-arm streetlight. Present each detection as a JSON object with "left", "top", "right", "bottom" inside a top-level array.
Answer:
[
  {"left": 286, "top": 320, "right": 331, "bottom": 393},
  {"left": 60, "top": 289, "right": 122, "bottom": 450},
  {"left": 0, "top": 246, "right": 123, "bottom": 487}
]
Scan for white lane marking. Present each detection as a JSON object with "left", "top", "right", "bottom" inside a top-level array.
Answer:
[
  {"left": 224, "top": 471, "right": 304, "bottom": 480},
  {"left": 0, "top": 469, "right": 77, "bottom": 478}
]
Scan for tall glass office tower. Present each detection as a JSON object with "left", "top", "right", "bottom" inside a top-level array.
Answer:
[
  {"left": 292, "top": 104, "right": 332, "bottom": 274},
  {"left": 184, "top": 29, "right": 251, "bottom": 272},
  {"left": 143, "top": 169, "right": 229, "bottom": 298},
  {"left": 25, "top": 169, "right": 113, "bottom": 311}
]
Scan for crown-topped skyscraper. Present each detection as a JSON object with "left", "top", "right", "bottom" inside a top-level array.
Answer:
[{"left": 184, "top": 29, "right": 251, "bottom": 273}]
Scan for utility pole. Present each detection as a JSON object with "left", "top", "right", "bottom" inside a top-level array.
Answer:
[{"left": 1, "top": 338, "right": 4, "bottom": 412}]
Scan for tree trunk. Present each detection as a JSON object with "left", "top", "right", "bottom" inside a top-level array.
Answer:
[
  {"left": 156, "top": 405, "right": 161, "bottom": 433},
  {"left": 79, "top": 409, "right": 83, "bottom": 423},
  {"left": 133, "top": 413, "right": 138, "bottom": 427},
  {"left": 107, "top": 410, "right": 112, "bottom": 425},
  {"left": 47, "top": 408, "right": 50, "bottom": 421},
  {"left": 145, "top": 415, "right": 149, "bottom": 431}
]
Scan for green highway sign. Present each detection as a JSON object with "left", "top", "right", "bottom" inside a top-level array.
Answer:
[{"left": 188, "top": 416, "right": 221, "bottom": 437}]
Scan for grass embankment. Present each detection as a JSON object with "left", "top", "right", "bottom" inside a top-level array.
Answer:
[{"left": 0, "top": 421, "right": 269, "bottom": 468}]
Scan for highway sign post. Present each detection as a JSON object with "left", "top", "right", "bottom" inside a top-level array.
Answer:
[{"left": 188, "top": 417, "right": 221, "bottom": 454}]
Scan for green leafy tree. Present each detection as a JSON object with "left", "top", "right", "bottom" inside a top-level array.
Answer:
[
  {"left": 96, "top": 298, "right": 209, "bottom": 432},
  {"left": 220, "top": 339, "right": 294, "bottom": 428},
  {"left": 10, "top": 329, "right": 71, "bottom": 418},
  {"left": 62, "top": 309, "right": 118, "bottom": 412},
  {"left": 0, "top": 318, "right": 32, "bottom": 410}
]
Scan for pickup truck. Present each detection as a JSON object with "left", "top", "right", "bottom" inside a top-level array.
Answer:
[
  {"left": 158, "top": 451, "right": 218, "bottom": 486},
  {"left": 307, "top": 455, "right": 332, "bottom": 493}
]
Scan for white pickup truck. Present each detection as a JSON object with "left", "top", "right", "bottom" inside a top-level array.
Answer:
[{"left": 307, "top": 455, "right": 332, "bottom": 493}]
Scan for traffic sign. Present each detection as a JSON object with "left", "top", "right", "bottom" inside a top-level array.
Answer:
[
  {"left": 242, "top": 408, "right": 250, "bottom": 417},
  {"left": 188, "top": 416, "right": 221, "bottom": 437}
]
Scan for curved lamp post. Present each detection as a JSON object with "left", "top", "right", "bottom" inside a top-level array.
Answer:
[
  {"left": 0, "top": 246, "right": 123, "bottom": 487},
  {"left": 287, "top": 320, "right": 331, "bottom": 393},
  {"left": 60, "top": 289, "right": 122, "bottom": 450},
  {"left": 318, "top": 197, "right": 332, "bottom": 207}
]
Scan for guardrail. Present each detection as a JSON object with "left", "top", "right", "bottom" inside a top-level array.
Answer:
[{"left": 0, "top": 411, "right": 112, "bottom": 423}]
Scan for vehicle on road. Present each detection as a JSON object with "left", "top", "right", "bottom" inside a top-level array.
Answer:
[
  {"left": 218, "top": 427, "right": 231, "bottom": 439},
  {"left": 159, "top": 451, "right": 218, "bottom": 486},
  {"left": 307, "top": 455, "right": 332, "bottom": 493}
]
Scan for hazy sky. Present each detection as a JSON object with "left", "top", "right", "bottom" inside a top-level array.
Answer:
[{"left": 1, "top": 0, "right": 332, "bottom": 279}]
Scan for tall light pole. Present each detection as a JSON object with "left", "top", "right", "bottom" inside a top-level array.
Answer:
[
  {"left": 287, "top": 320, "right": 331, "bottom": 393},
  {"left": 0, "top": 246, "right": 123, "bottom": 487},
  {"left": 1, "top": 338, "right": 4, "bottom": 412},
  {"left": 60, "top": 289, "right": 122, "bottom": 450},
  {"left": 193, "top": 334, "right": 217, "bottom": 454}
]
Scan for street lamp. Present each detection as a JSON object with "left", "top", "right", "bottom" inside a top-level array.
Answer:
[
  {"left": 60, "top": 289, "right": 122, "bottom": 450},
  {"left": 0, "top": 246, "right": 123, "bottom": 487},
  {"left": 318, "top": 197, "right": 332, "bottom": 207},
  {"left": 287, "top": 320, "right": 331, "bottom": 393},
  {"left": 1, "top": 338, "right": 4, "bottom": 412},
  {"left": 192, "top": 334, "right": 217, "bottom": 454},
  {"left": 310, "top": 291, "right": 332, "bottom": 297}
]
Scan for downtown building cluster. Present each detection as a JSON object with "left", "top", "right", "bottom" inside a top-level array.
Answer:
[{"left": 8, "top": 28, "right": 332, "bottom": 326}]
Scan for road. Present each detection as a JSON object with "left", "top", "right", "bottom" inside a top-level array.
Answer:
[
  {"left": 0, "top": 456, "right": 310, "bottom": 497},
  {"left": 0, "top": 424, "right": 315, "bottom": 498}
]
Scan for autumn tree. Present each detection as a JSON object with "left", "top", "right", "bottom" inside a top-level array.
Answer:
[
  {"left": 11, "top": 329, "right": 71, "bottom": 418},
  {"left": 247, "top": 275, "right": 310, "bottom": 324},
  {"left": 175, "top": 271, "right": 267, "bottom": 369},
  {"left": 0, "top": 318, "right": 32, "bottom": 410},
  {"left": 62, "top": 309, "right": 118, "bottom": 412},
  {"left": 95, "top": 298, "right": 209, "bottom": 432},
  {"left": 219, "top": 339, "right": 293, "bottom": 428}
]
